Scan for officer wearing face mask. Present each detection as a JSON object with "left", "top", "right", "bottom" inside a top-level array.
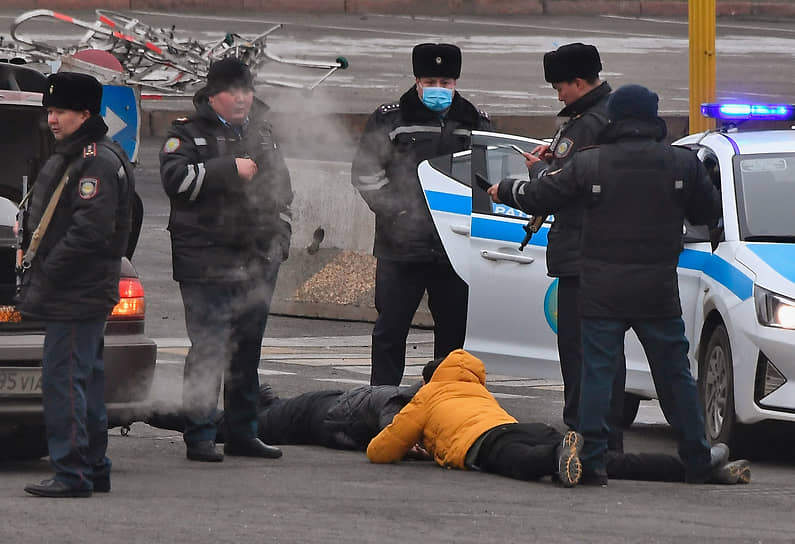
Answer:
[{"left": 351, "top": 43, "right": 491, "bottom": 386}]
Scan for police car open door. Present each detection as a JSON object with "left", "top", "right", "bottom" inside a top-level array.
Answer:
[{"left": 419, "top": 131, "right": 561, "bottom": 378}]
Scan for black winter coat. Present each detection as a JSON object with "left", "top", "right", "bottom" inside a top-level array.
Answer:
[
  {"left": 498, "top": 117, "right": 721, "bottom": 319},
  {"left": 146, "top": 383, "right": 421, "bottom": 450},
  {"left": 18, "top": 115, "right": 133, "bottom": 320},
  {"left": 159, "top": 89, "right": 292, "bottom": 282},
  {"left": 323, "top": 382, "right": 422, "bottom": 449},
  {"left": 351, "top": 87, "right": 490, "bottom": 261},
  {"left": 528, "top": 82, "right": 611, "bottom": 277}
]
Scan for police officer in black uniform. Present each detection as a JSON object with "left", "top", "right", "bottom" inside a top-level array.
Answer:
[
  {"left": 351, "top": 43, "right": 491, "bottom": 386},
  {"left": 489, "top": 84, "right": 729, "bottom": 486},
  {"left": 522, "top": 43, "right": 625, "bottom": 451},
  {"left": 22, "top": 72, "right": 133, "bottom": 497},
  {"left": 159, "top": 58, "right": 291, "bottom": 462}
]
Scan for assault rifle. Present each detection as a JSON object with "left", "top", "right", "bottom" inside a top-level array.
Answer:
[
  {"left": 15, "top": 175, "right": 32, "bottom": 298},
  {"left": 518, "top": 214, "right": 547, "bottom": 251}
]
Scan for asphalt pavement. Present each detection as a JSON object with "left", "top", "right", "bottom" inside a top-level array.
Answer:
[{"left": 3, "top": 330, "right": 795, "bottom": 543}]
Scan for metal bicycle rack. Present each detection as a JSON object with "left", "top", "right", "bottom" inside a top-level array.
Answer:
[{"left": 2, "top": 9, "right": 349, "bottom": 95}]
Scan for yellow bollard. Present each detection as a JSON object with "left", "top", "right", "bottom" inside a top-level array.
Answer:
[{"left": 689, "top": 0, "right": 716, "bottom": 134}]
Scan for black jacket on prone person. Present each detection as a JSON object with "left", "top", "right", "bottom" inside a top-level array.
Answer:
[
  {"left": 146, "top": 382, "right": 422, "bottom": 450},
  {"left": 321, "top": 382, "right": 421, "bottom": 449},
  {"left": 497, "top": 116, "right": 721, "bottom": 319}
]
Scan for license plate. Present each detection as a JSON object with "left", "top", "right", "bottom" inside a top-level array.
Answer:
[{"left": 0, "top": 368, "right": 42, "bottom": 396}]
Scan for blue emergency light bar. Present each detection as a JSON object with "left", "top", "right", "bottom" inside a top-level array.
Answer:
[{"left": 701, "top": 103, "right": 795, "bottom": 121}]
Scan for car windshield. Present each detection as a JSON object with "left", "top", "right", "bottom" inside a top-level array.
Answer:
[{"left": 735, "top": 153, "right": 795, "bottom": 240}]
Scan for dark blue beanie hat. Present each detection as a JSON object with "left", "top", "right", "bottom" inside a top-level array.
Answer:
[{"left": 607, "top": 84, "right": 659, "bottom": 121}]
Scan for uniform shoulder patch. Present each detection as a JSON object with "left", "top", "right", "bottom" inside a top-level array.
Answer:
[
  {"left": 163, "top": 137, "right": 181, "bottom": 153},
  {"left": 379, "top": 102, "right": 400, "bottom": 114},
  {"left": 554, "top": 137, "right": 574, "bottom": 159},
  {"left": 78, "top": 177, "right": 99, "bottom": 199},
  {"left": 82, "top": 143, "right": 97, "bottom": 159}
]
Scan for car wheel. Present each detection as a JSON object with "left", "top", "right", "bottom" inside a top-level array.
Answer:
[
  {"left": 699, "top": 324, "right": 737, "bottom": 445},
  {"left": 622, "top": 393, "right": 642, "bottom": 428},
  {"left": 0, "top": 425, "right": 48, "bottom": 461}
]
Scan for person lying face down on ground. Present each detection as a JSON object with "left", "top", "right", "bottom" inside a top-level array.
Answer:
[
  {"left": 366, "top": 349, "right": 750, "bottom": 487},
  {"left": 146, "top": 381, "right": 421, "bottom": 451}
]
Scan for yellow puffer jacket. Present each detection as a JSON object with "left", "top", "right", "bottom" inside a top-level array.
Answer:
[{"left": 367, "top": 349, "right": 517, "bottom": 469}]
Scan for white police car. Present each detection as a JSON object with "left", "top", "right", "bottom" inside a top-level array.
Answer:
[{"left": 418, "top": 105, "right": 795, "bottom": 448}]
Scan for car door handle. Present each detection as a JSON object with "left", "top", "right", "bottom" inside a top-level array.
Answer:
[
  {"left": 480, "top": 250, "right": 535, "bottom": 264},
  {"left": 450, "top": 224, "right": 470, "bottom": 236}
]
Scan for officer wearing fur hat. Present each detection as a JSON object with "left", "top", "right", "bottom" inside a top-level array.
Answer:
[
  {"left": 488, "top": 84, "right": 727, "bottom": 486},
  {"left": 21, "top": 72, "right": 134, "bottom": 497},
  {"left": 520, "top": 43, "right": 626, "bottom": 452},
  {"left": 159, "top": 57, "right": 290, "bottom": 463},
  {"left": 351, "top": 43, "right": 491, "bottom": 386}
]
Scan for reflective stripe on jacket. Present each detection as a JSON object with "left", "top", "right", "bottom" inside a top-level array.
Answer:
[{"left": 351, "top": 87, "right": 490, "bottom": 261}]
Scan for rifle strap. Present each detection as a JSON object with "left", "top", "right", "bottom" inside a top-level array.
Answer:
[{"left": 21, "top": 167, "right": 71, "bottom": 269}]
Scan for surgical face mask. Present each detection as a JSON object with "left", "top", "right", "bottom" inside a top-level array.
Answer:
[{"left": 421, "top": 86, "right": 454, "bottom": 112}]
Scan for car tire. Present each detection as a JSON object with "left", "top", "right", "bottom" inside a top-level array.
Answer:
[
  {"left": 0, "top": 425, "right": 48, "bottom": 461},
  {"left": 621, "top": 393, "right": 642, "bottom": 428},
  {"left": 699, "top": 324, "right": 744, "bottom": 448}
]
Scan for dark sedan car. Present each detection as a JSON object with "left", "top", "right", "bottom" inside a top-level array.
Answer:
[{"left": 0, "top": 63, "right": 156, "bottom": 460}]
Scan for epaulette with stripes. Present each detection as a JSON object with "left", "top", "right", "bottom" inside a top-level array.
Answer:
[
  {"left": 82, "top": 142, "right": 97, "bottom": 159},
  {"left": 379, "top": 102, "right": 400, "bottom": 114},
  {"left": 173, "top": 116, "right": 191, "bottom": 125}
]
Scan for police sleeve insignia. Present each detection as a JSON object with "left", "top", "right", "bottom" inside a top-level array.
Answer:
[
  {"left": 163, "top": 137, "right": 181, "bottom": 153},
  {"left": 79, "top": 177, "right": 99, "bottom": 199},
  {"left": 554, "top": 137, "right": 574, "bottom": 158}
]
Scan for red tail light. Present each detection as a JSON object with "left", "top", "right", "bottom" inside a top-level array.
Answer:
[{"left": 110, "top": 278, "right": 145, "bottom": 319}]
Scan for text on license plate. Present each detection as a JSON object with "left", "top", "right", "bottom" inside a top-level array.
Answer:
[{"left": 0, "top": 368, "right": 42, "bottom": 396}]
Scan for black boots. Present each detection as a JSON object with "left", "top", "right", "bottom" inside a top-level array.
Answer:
[
  {"left": 187, "top": 437, "right": 282, "bottom": 461},
  {"left": 225, "top": 437, "right": 282, "bottom": 459},
  {"left": 186, "top": 440, "right": 224, "bottom": 462},
  {"left": 555, "top": 430, "right": 584, "bottom": 488},
  {"left": 24, "top": 479, "right": 92, "bottom": 498}
]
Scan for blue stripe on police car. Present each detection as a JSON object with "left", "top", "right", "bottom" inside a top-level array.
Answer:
[{"left": 424, "top": 189, "right": 755, "bottom": 302}]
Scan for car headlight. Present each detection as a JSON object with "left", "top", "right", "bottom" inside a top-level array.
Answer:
[{"left": 754, "top": 285, "right": 795, "bottom": 329}]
